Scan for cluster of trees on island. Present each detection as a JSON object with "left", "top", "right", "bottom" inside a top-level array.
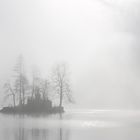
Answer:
[{"left": 1, "top": 55, "right": 74, "bottom": 114}]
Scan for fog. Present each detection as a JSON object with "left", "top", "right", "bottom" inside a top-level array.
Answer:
[{"left": 0, "top": 0, "right": 140, "bottom": 109}]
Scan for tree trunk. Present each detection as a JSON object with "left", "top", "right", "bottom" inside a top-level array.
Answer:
[
  {"left": 32, "top": 79, "right": 35, "bottom": 99},
  {"left": 22, "top": 87, "right": 25, "bottom": 106},
  {"left": 19, "top": 74, "right": 22, "bottom": 106},
  {"left": 59, "top": 86, "right": 63, "bottom": 107},
  {"left": 9, "top": 86, "right": 16, "bottom": 107},
  {"left": 13, "top": 94, "right": 15, "bottom": 107}
]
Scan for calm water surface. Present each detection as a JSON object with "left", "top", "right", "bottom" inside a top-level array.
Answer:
[{"left": 1, "top": 110, "right": 140, "bottom": 140}]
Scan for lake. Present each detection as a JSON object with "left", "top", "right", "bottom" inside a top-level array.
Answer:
[{"left": 0, "top": 110, "right": 140, "bottom": 140}]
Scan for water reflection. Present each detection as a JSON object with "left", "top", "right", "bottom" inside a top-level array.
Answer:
[
  {"left": 1, "top": 113, "right": 69, "bottom": 140},
  {"left": 1, "top": 111, "right": 140, "bottom": 140}
]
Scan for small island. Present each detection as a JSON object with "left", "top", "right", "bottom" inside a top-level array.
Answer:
[
  {"left": 0, "top": 92, "right": 64, "bottom": 114},
  {"left": 1, "top": 55, "right": 73, "bottom": 115}
]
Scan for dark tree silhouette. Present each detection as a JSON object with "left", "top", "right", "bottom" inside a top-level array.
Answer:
[
  {"left": 31, "top": 67, "right": 41, "bottom": 99},
  {"left": 40, "top": 79, "right": 50, "bottom": 101},
  {"left": 51, "top": 63, "right": 73, "bottom": 108},
  {"left": 13, "top": 55, "right": 28, "bottom": 106},
  {"left": 3, "top": 82, "right": 16, "bottom": 107},
  {"left": 1, "top": 56, "right": 74, "bottom": 114}
]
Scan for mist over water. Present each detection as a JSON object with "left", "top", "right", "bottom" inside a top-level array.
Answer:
[
  {"left": 1, "top": 110, "right": 140, "bottom": 140},
  {"left": 1, "top": 0, "right": 140, "bottom": 139},
  {"left": 0, "top": 0, "right": 140, "bottom": 109}
]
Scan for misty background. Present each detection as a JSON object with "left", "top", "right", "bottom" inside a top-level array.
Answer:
[{"left": 0, "top": 0, "right": 140, "bottom": 109}]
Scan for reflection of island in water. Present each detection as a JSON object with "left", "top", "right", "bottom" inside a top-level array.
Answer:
[
  {"left": 1, "top": 111, "right": 140, "bottom": 140},
  {"left": 2, "top": 114, "right": 69, "bottom": 140}
]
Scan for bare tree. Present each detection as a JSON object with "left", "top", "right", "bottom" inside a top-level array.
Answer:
[
  {"left": 13, "top": 55, "right": 28, "bottom": 106},
  {"left": 40, "top": 79, "right": 50, "bottom": 101},
  {"left": 51, "top": 63, "right": 73, "bottom": 108},
  {"left": 3, "top": 82, "right": 16, "bottom": 107},
  {"left": 21, "top": 74, "right": 29, "bottom": 105},
  {"left": 31, "top": 67, "right": 41, "bottom": 99}
]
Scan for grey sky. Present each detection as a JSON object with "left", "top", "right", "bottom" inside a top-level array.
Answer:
[{"left": 0, "top": 0, "right": 140, "bottom": 109}]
